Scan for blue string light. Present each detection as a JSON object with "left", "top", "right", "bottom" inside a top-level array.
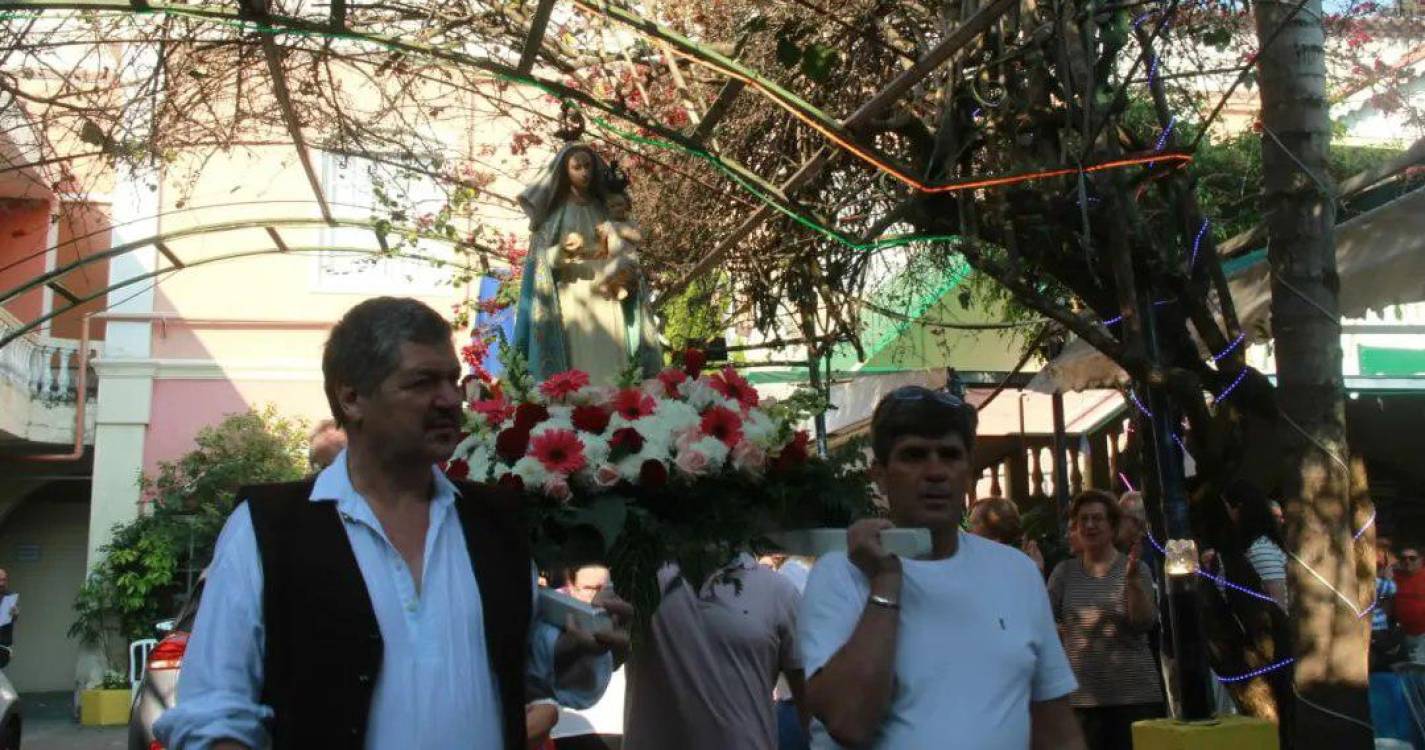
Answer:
[
  {"left": 1211, "top": 333, "right": 1245, "bottom": 363},
  {"left": 1214, "top": 369, "right": 1248, "bottom": 403},
  {"left": 1147, "top": 55, "right": 1161, "bottom": 87},
  {"left": 1143, "top": 531, "right": 1281, "bottom": 606},
  {"left": 1129, "top": 390, "right": 1155, "bottom": 419},
  {"left": 1217, "top": 658, "right": 1295, "bottom": 683},
  {"left": 1172, "top": 432, "right": 1189, "bottom": 454},
  {"left": 1102, "top": 314, "right": 1125, "bottom": 326},
  {"left": 1190, "top": 218, "right": 1211, "bottom": 268}
]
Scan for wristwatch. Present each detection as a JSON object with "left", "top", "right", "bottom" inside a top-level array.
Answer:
[{"left": 868, "top": 594, "right": 900, "bottom": 611}]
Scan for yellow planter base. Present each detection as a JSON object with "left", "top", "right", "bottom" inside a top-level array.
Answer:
[
  {"left": 80, "top": 688, "right": 131, "bottom": 726},
  {"left": 1133, "top": 716, "right": 1278, "bottom": 750}
]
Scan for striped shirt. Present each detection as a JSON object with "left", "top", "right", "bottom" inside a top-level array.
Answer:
[
  {"left": 1048, "top": 555, "right": 1162, "bottom": 708},
  {"left": 1375, "top": 577, "right": 1398, "bottom": 632},
  {"left": 1245, "top": 537, "right": 1288, "bottom": 583}
]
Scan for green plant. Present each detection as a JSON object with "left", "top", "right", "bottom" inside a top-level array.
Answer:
[
  {"left": 70, "top": 406, "right": 309, "bottom": 671},
  {"left": 97, "top": 670, "right": 128, "bottom": 690}
]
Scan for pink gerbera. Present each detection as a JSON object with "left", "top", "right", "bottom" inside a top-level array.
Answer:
[
  {"left": 708, "top": 367, "right": 760, "bottom": 411},
  {"left": 700, "top": 405, "right": 744, "bottom": 448},
  {"left": 613, "top": 388, "right": 657, "bottom": 420},
  {"left": 529, "top": 429, "right": 587, "bottom": 475},
  {"left": 540, "top": 369, "right": 591, "bottom": 401}
]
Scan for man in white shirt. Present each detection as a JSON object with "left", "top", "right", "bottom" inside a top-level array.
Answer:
[
  {"left": 798, "top": 385, "right": 1085, "bottom": 749},
  {"left": 154, "top": 297, "right": 628, "bottom": 750}
]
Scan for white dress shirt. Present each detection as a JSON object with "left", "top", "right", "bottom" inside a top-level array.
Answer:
[{"left": 154, "top": 449, "right": 609, "bottom": 749}]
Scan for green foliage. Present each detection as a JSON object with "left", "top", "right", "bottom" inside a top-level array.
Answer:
[
  {"left": 70, "top": 407, "right": 308, "bottom": 673},
  {"left": 660, "top": 275, "right": 726, "bottom": 358},
  {"left": 98, "top": 671, "right": 129, "bottom": 690}
]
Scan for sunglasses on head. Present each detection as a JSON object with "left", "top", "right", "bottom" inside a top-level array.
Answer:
[{"left": 886, "top": 386, "right": 968, "bottom": 409}]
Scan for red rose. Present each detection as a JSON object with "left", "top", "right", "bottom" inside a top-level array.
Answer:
[
  {"left": 773, "top": 430, "right": 811, "bottom": 471},
  {"left": 572, "top": 405, "right": 612, "bottom": 434},
  {"left": 497, "top": 473, "right": 525, "bottom": 494},
  {"left": 514, "top": 403, "right": 550, "bottom": 431},
  {"left": 495, "top": 427, "right": 531, "bottom": 462},
  {"left": 443, "top": 458, "right": 470, "bottom": 480},
  {"left": 639, "top": 459, "right": 669, "bottom": 489},
  {"left": 683, "top": 348, "right": 707, "bottom": 377},
  {"left": 610, "top": 427, "right": 645, "bottom": 455}
]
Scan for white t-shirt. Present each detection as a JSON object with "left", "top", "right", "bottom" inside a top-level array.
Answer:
[
  {"left": 798, "top": 532, "right": 1077, "bottom": 750},
  {"left": 551, "top": 666, "right": 625, "bottom": 739}
]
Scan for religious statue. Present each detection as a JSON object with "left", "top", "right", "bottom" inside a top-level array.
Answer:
[{"left": 512, "top": 142, "right": 662, "bottom": 383}]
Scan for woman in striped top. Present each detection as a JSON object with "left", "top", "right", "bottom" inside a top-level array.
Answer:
[
  {"left": 1048, "top": 490, "right": 1164, "bottom": 750},
  {"left": 1223, "top": 480, "right": 1289, "bottom": 612}
]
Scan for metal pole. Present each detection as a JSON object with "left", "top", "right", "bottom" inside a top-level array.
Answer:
[
  {"left": 1140, "top": 286, "right": 1213, "bottom": 721},
  {"left": 809, "top": 349, "right": 829, "bottom": 458}
]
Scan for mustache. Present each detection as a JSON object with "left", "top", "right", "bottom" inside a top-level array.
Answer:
[{"left": 426, "top": 409, "right": 461, "bottom": 428}]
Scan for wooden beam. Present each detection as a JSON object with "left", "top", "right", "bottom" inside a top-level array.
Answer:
[
  {"left": 654, "top": 0, "right": 1016, "bottom": 306},
  {"left": 517, "top": 0, "right": 558, "bottom": 75},
  {"left": 265, "top": 227, "right": 291, "bottom": 253},
  {"left": 691, "top": 80, "right": 744, "bottom": 146},
  {"left": 154, "top": 240, "right": 185, "bottom": 268}
]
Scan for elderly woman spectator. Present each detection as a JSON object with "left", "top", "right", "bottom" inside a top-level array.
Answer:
[
  {"left": 969, "top": 497, "right": 1044, "bottom": 572},
  {"left": 1048, "top": 490, "right": 1164, "bottom": 750}
]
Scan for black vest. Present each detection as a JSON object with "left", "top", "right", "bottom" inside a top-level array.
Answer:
[{"left": 245, "top": 478, "right": 530, "bottom": 750}]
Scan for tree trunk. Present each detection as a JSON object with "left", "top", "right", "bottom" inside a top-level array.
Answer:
[{"left": 1254, "top": 0, "right": 1374, "bottom": 746}]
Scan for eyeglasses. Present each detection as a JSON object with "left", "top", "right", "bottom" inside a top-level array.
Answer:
[{"left": 1404, "top": 555, "right": 1420, "bottom": 562}]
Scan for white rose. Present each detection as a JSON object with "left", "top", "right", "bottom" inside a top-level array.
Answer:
[
  {"left": 582, "top": 433, "right": 611, "bottom": 467},
  {"left": 743, "top": 409, "right": 779, "bottom": 449},
  {"left": 681, "top": 379, "right": 723, "bottom": 412},
  {"left": 690, "top": 435, "right": 730, "bottom": 467}
]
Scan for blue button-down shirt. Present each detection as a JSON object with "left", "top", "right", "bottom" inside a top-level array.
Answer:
[{"left": 154, "top": 450, "right": 609, "bottom": 749}]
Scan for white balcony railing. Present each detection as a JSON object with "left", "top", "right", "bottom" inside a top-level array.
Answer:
[{"left": 0, "top": 312, "right": 97, "bottom": 404}]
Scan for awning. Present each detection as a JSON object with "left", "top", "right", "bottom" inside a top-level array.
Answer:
[{"left": 1029, "top": 186, "right": 1425, "bottom": 393}]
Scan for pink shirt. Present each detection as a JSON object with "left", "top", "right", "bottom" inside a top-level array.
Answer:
[{"left": 622, "top": 555, "right": 802, "bottom": 750}]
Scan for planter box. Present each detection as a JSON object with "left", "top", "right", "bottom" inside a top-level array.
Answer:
[{"left": 80, "top": 688, "right": 130, "bottom": 726}]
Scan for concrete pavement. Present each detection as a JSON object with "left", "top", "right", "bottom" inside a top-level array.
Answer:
[{"left": 19, "top": 692, "right": 127, "bottom": 750}]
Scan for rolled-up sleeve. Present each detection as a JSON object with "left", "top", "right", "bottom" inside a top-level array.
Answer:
[
  {"left": 525, "top": 567, "right": 611, "bottom": 710},
  {"left": 153, "top": 503, "right": 273, "bottom": 749}
]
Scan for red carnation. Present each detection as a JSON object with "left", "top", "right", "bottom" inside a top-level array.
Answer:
[
  {"left": 639, "top": 459, "right": 669, "bottom": 489},
  {"left": 657, "top": 367, "right": 687, "bottom": 398},
  {"left": 682, "top": 348, "right": 707, "bottom": 377},
  {"left": 572, "top": 404, "right": 612, "bottom": 434},
  {"left": 613, "top": 388, "right": 657, "bottom": 421},
  {"left": 530, "top": 429, "right": 587, "bottom": 475},
  {"left": 699, "top": 405, "right": 744, "bottom": 448},
  {"left": 708, "top": 367, "right": 760, "bottom": 411},
  {"left": 540, "top": 369, "right": 591, "bottom": 401},
  {"left": 443, "top": 458, "right": 470, "bottom": 480},
  {"left": 495, "top": 427, "right": 531, "bottom": 462},
  {"left": 610, "top": 427, "right": 645, "bottom": 455},
  {"left": 772, "top": 430, "right": 811, "bottom": 472},
  {"left": 514, "top": 403, "right": 550, "bottom": 431}
]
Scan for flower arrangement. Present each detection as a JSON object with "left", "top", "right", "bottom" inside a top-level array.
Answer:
[{"left": 447, "top": 347, "right": 873, "bottom": 630}]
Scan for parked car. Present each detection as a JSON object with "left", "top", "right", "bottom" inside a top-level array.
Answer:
[
  {"left": 128, "top": 578, "right": 204, "bottom": 750},
  {"left": 0, "top": 651, "right": 21, "bottom": 750}
]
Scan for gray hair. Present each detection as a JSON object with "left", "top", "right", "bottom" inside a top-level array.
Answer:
[{"left": 322, "top": 297, "right": 453, "bottom": 427}]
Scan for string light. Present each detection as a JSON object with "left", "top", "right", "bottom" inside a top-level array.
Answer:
[
  {"left": 1217, "top": 658, "right": 1295, "bottom": 683},
  {"left": 1211, "top": 333, "right": 1245, "bottom": 363},
  {"left": 1129, "top": 390, "right": 1155, "bottom": 419},
  {"left": 1189, "top": 218, "right": 1211, "bottom": 268},
  {"left": 1353, "top": 510, "right": 1376, "bottom": 540},
  {"left": 1214, "top": 370, "right": 1248, "bottom": 403},
  {"left": 1119, "top": 473, "right": 1137, "bottom": 492}
]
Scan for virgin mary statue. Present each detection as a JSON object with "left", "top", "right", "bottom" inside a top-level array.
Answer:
[{"left": 512, "top": 143, "right": 662, "bottom": 383}]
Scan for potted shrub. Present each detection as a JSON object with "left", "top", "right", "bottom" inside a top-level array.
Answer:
[{"left": 79, "top": 671, "right": 131, "bottom": 726}]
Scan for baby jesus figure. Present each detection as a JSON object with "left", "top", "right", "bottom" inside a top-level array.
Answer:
[{"left": 594, "top": 191, "right": 643, "bottom": 301}]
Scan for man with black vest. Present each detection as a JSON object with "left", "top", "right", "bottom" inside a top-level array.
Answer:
[{"left": 155, "top": 297, "right": 627, "bottom": 750}]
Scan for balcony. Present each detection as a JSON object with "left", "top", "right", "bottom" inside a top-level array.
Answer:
[{"left": 0, "top": 309, "right": 97, "bottom": 447}]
